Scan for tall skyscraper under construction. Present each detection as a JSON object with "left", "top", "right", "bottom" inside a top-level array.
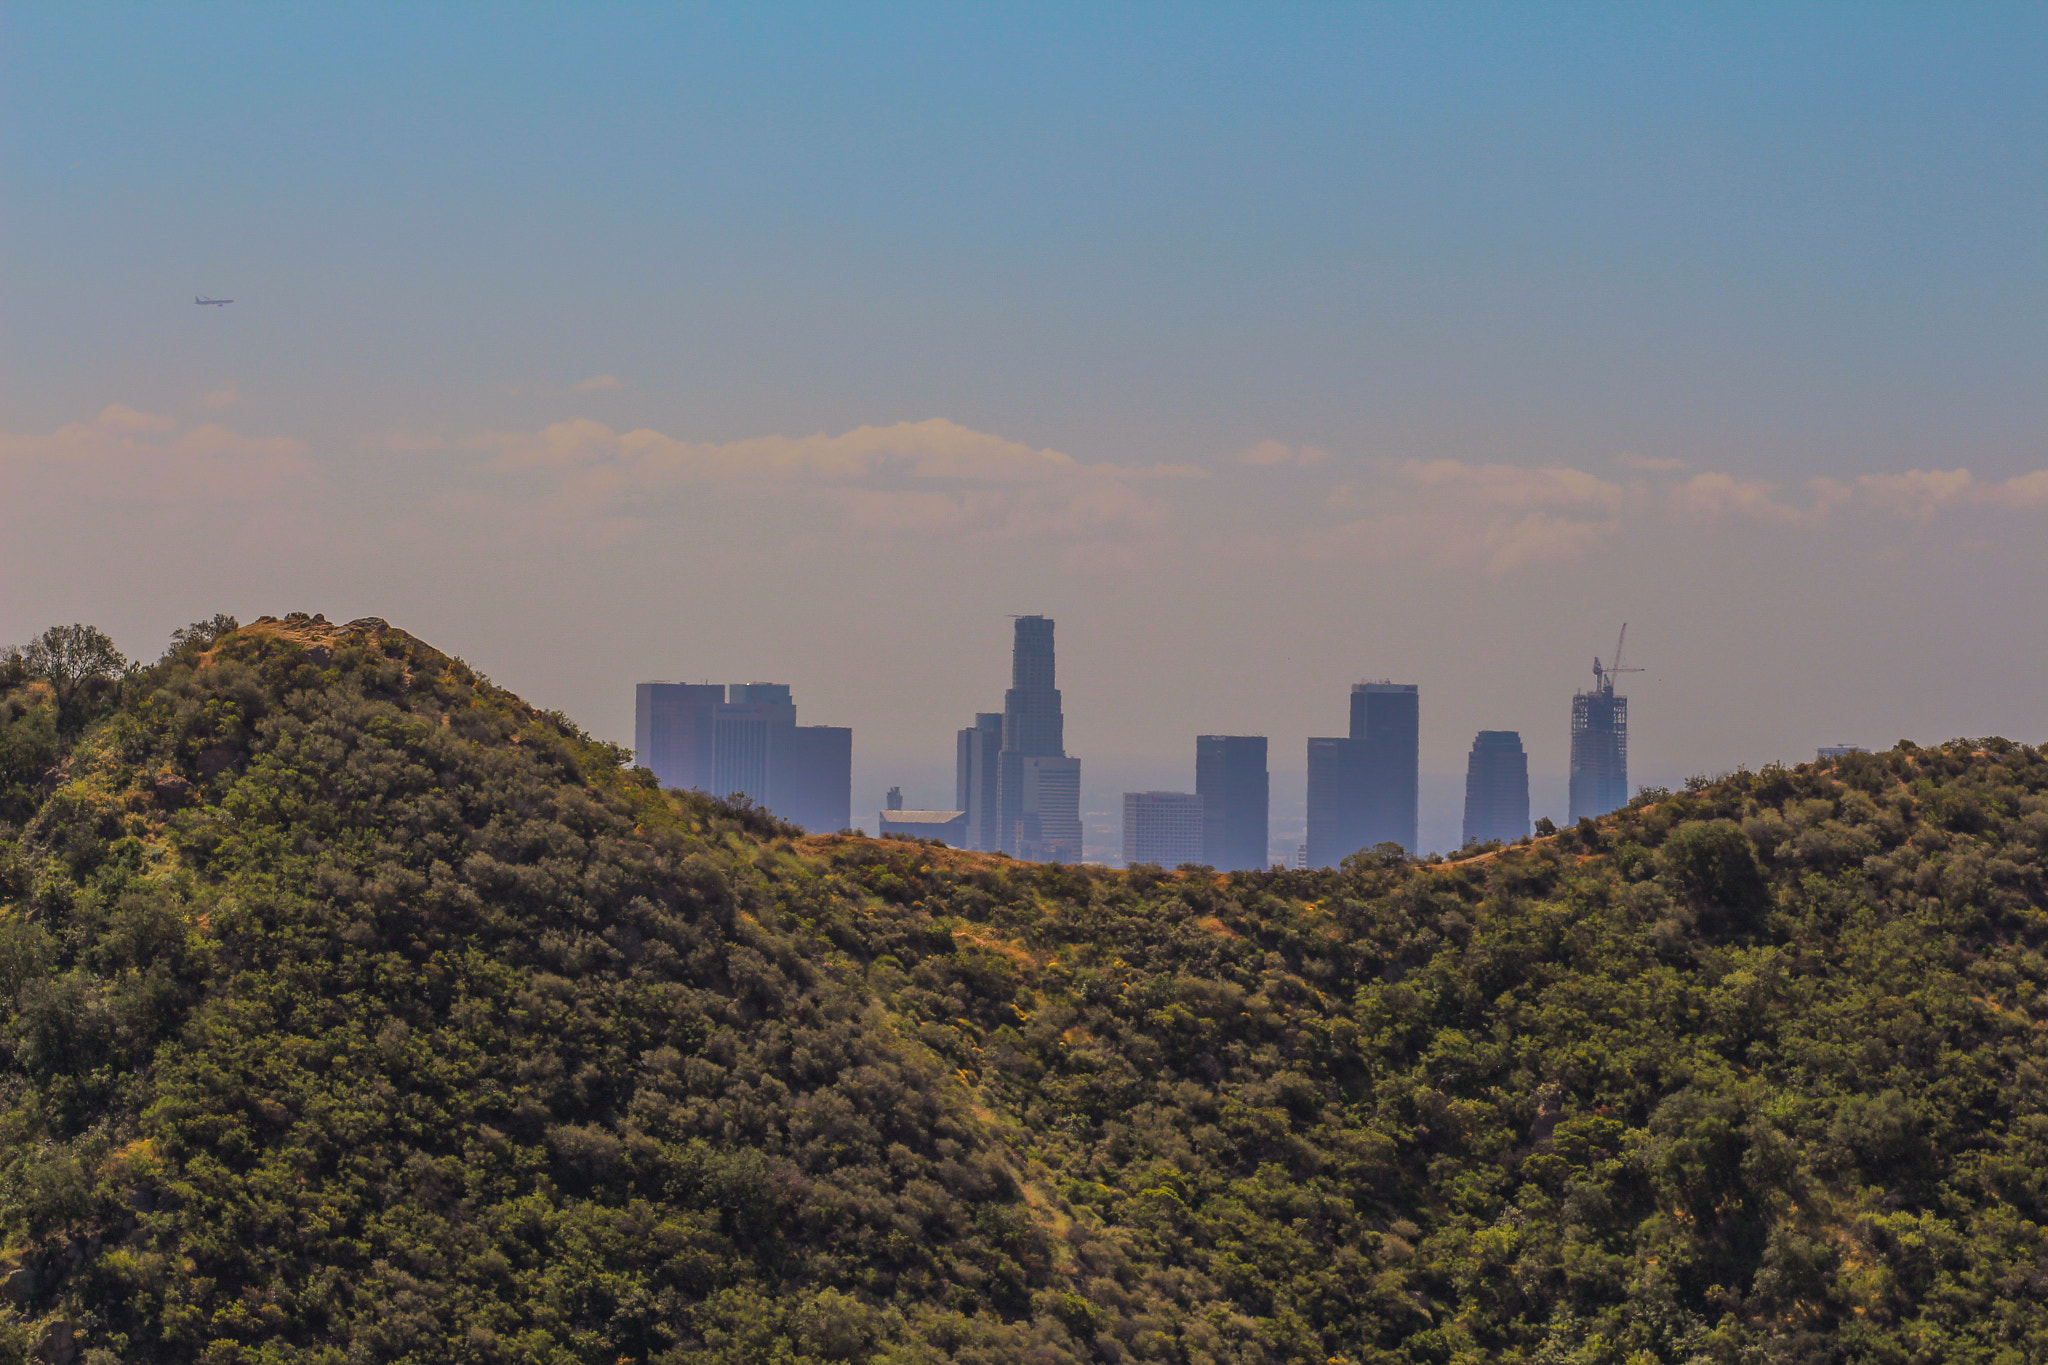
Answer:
[
  {"left": 995, "top": 616, "right": 1081, "bottom": 861},
  {"left": 1305, "top": 681, "right": 1419, "bottom": 866},
  {"left": 1569, "top": 625, "right": 1641, "bottom": 822},
  {"left": 1462, "top": 730, "right": 1530, "bottom": 845}
]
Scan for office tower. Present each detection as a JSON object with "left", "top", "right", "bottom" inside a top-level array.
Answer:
[
  {"left": 1018, "top": 755, "right": 1082, "bottom": 862},
  {"left": 1351, "top": 683, "right": 1419, "bottom": 853},
  {"left": 778, "top": 722, "right": 851, "bottom": 833},
  {"left": 636, "top": 679, "right": 849, "bottom": 833},
  {"left": 1306, "top": 681, "right": 1419, "bottom": 866},
  {"left": 1196, "top": 735, "right": 1268, "bottom": 871},
  {"left": 995, "top": 616, "right": 1080, "bottom": 860},
  {"left": 1304, "top": 736, "right": 1364, "bottom": 868},
  {"left": 886, "top": 786, "right": 904, "bottom": 811},
  {"left": 1123, "top": 791, "right": 1205, "bottom": 867},
  {"left": 1569, "top": 627, "right": 1640, "bottom": 823},
  {"left": 955, "top": 712, "right": 1003, "bottom": 850},
  {"left": 1462, "top": 731, "right": 1530, "bottom": 846},
  {"left": 713, "top": 682, "right": 796, "bottom": 804},
  {"left": 634, "top": 683, "right": 723, "bottom": 791}
]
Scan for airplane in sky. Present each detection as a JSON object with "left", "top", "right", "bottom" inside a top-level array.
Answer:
[{"left": 195, "top": 296, "right": 232, "bottom": 306}]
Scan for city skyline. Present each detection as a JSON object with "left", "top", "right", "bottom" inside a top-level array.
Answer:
[{"left": 6, "top": 7, "right": 2045, "bottom": 823}]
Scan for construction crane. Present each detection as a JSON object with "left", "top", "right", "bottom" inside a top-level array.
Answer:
[{"left": 1592, "top": 623, "right": 1645, "bottom": 696}]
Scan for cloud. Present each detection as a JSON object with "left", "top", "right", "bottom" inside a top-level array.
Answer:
[
  {"left": 1998, "top": 470, "right": 2048, "bottom": 508},
  {"left": 199, "top": 383, "right": 240, "bottom": 411},
  {"left": 1616, "top": 452, "right": 1689, "bottom": 471},
  {"left": 1299, "top": 459, "right": 1637, "bottom": 573},
  {"left": 0, "top": 407, "right": 313, "bottom": 505},
  {"left": 93, "top": 403, "right": 177, "bottom": 434},
  {"left": 1667, "top": 472, "right": 1809, "bottom": 524},
  {"left": 413, "top": 416, "right": 1183, "bottom": 545},
  {"left": 1236, "top": 440, "right": 1330, "bottom": 467},
  {"left": 1855, "top": 468, "right": 1976, "bottom": 519},
  {"left": 573, "top": 374, "right": 625, "bottom": 392}
]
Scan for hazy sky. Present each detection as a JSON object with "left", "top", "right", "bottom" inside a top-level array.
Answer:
[{"left": 5, "top": 4, "right": 2046, "bottom": 833}]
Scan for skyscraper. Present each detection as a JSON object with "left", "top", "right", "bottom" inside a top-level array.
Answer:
[
  {"left": 1569, "top": 628, "right": 1639, "bottom": 822},
  {"left": 1122, "top": 791, "right": 1205, "bottom": 867},
  {"left": 1018, "top": 756, "right": 1082, "bottom": 862},
  {"left": 1306, "top": 681, "right": 1420, "bottom": 867},
  {"left": 1196, "top": 735, "right": 1268, "bottom": 871},
  {"left": 1569, "top": 689, "right": 1628, "bottom": 822},
  {"left": 633, "top": 683, "right": 722, "bottom": 792},
  {"left": 1350, "top": 683, "right": 1419, "bottom": 853},
  {"left": 995, "top": 616, "right": 1080, "bottom": 861},
  {"left": 1304, "top": 736, "right": 1364, "bottom": 868},
  {"left": 633, "top": 680, "right": 849, "bottom": 834},
  {"left": 778, "top": 722, "right": 851, "bottom": 833},
  {"left": 714, "top": 682, "right": 796, "bottom": 803},
  {"left": 954, "top": 712, "right": 1003, "bottom": 851},
  {"left": 1462, "top": 730, "right": 1530, "bottom": 846}
]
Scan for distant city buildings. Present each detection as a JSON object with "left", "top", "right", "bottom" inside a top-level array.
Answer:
[
  {"left": 1818, "top": 745, "right": 1867, "bottom": 760},
  {"left": 1305, "top": 682, "right": 1419, "bottom": 866},
  {"left": 644, "top": 621, "right": 1673, "bottom": 865},
  {"left": 1122, "top": 791, "right": 1205, "bottom": 867},
  {"left": 954, "top": 712, "right": 1002, "bottom": 851},
  {"left": 634, "top": 683, "right": 722, "bottom": 793},
  {"left": 633, "top": 680, "right": 849, "bottom": 833},
  {"left": 1462, "top": 730, "right": 1530, "bottom": 846},
  {"left": 991, "top": 616, "right": 1081, "bottom": 862},
  {"left": 1196, "top": 735, "right": 1268, "bottom": 871}
]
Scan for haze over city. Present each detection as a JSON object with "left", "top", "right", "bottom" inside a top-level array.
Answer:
[{"left": 5, "top": 5, "right": 2045, "bottom": 852}]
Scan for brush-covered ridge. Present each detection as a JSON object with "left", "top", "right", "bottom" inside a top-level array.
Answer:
[{"left": 1, "top": 614, "right": 2046, "bottom": 1364}]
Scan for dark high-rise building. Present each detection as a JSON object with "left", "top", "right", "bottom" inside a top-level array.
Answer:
[
  {"left": 779, "top": 722, "right": 851, "bottom": 833},
  {"left": 995, "top": 616, "right": 1080, "bottom": 861},
  {"left": 1306, "top": 681, "right": 1420, "bottom": 867},
  {"left": 634, "top": 680, "right": 848, "bottom": 834},
  {"left": 714, "top": 682, "right": 796, "bottom": 803},
  {"left": 955, "top": 712, "right": 1003, "bottom": 851},
  {"left": 1304, "top": 736, "right": 1364, "bottom": 868},
  {"left": 634, "top": 683, "right": 722, "bottom": 792},
  {"left": 1462, "top": 730, "right": 1530, "bottom": 846},
  {"left": 1196, "top": 735, "right": 1268, "bottom": 870},
  {"left": 1350, "top": 683, "right": 1419, "bottom": 853}
]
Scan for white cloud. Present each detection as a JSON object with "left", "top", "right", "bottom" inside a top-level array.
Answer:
[
  {"left": 573, "top": 374, "right": 625, "bottom": 393},
  {"left": 1237, "top": 440, "right": 1330, "bottom": 467},
  {"left": 1616, "top": 452, "right": 1689, "bottom": 471},
  {"left": 1299, "top": 459, "right": 1637, "bottom": 574},
  {"left": 0, "top": 408, "right": 312, "bottom": 504},
  {"left": 1667, "top": 472, "right": 1809, "bottom": 524},
  {"left": 412, "top": 416, "right": 1184, "bottom": 545},
  {"left": 93, "top": 403, "right": 177, "bottom": 434},
  {"left": 1856, "top": 468, "right": 1977, "bottom": 519}
]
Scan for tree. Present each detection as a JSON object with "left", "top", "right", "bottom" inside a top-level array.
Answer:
[{"left": 18, "top": 624, "right": 127, "bottom": 730}]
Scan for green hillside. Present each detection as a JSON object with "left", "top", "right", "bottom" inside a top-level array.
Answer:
[{"left": 1, "top": 615, "right": 2046, "bottom": 1364}]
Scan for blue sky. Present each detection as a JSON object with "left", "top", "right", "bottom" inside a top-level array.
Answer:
[{"left": 4, "top": 4, "right": 2046, "bottom": 848}]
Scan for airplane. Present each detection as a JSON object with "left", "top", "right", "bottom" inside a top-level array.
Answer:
[{"left": 195, "top": 296, "right": 232, "bottom": 306}]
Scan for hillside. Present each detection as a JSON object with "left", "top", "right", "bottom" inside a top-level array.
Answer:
[{"left": 1, "top": 614, "right": 2046, "bottom": 1364}]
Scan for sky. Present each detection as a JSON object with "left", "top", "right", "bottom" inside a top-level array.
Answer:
[{"left": 4, "top": 4, "right": 2046, "bottom": 851}]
